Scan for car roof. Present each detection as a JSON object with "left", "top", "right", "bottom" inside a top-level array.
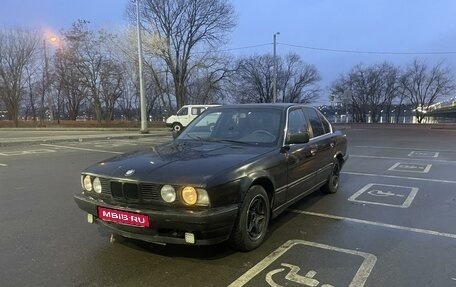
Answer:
[{"left": 209, "top": 103, "right": 313, "bottom": 110}]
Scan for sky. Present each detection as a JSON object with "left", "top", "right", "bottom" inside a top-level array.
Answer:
[{"left": 2, "top": 0, "right": 456, "bottom": 104}]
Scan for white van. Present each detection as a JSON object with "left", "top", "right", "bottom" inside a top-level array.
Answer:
[{"left": 165, "top": 104, "right": 220, "bottom": 131}]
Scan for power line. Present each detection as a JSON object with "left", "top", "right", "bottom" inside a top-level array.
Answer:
[
  {"left": 279, "top": 42, "right": 456, "bottom": 55},
  {"left": 216, "top": 43, "right": 271, "bottom": 53},
  {"left": 197, "top": 42, "right": 456, "bottom": 56}
]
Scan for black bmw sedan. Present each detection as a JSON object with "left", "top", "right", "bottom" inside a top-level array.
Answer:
[{"left": 74, "top": 104, "right": 348, "bottom": 251}]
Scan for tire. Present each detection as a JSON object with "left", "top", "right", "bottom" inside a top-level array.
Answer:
[
  {"left": 321, "top": 159, "right": 341, "bottom": 194},
  {"left": 172, "top": 123, "right": 183, "bottom": 132},
  {"left": 229, "top": 185, "right": 270, "bottom": 252}
]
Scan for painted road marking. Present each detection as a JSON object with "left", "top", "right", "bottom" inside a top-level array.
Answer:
[
  {"left": 93, "top": 141, "right": 138, "bottom": 148},
  {"left": 349, "top": 183, "right": 418, "bottom": 208},
  {"left": 228, "top": 240, "right": 377, "bottom": 287},
  {"left": 408, "top": 151, "right": 439, "bottom": 158},
  {"left": 0, "top": 163, "right": 7, "bottom": 167},
  {"left": 388, "top": 162, "right": 432, "bottom": 173},
  {"left": 354, "top": 145, "right": 456, "bottom": 153},
  {"left": 342, "top": 171, "right": 456, "bottom": 184},
  {"left": 0, "top": 149, "right": 57, "bottom": 156},
  {"left": 40, "top": 144, "right": 122, "bottom": 154},
  {"left": 350, "top": 155, "right": 456, "bottom": 164},
  {"left": 289, "top": 210, "right": 456, "bottom": 240}
]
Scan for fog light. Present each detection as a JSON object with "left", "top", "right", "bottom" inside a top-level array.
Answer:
[
  {"left": 185, "top": 232, "right": 195, "bottom": 244},
  {"left": 87, "top": 213, "right": 94, "bottom": 224}
]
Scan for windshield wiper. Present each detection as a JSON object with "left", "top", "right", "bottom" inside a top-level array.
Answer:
[
  {"left": 207, "top": 138, "right": 250, "bottom": 145},
  {"left": 184, "top": 134, "right": 205, "bottom": 141}
]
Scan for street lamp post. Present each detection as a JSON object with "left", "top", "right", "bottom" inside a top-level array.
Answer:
[
  {"left": 43, "top": 39, "right": 53, "bottom": 122},
  {"left": 273, "top": 32, "right": 280, "bottom": 103},
  {"left": 135, "top": 0, "right": 148, "bottom": 133}
]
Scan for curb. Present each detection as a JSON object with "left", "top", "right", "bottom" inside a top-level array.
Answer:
[{"left": 0, "top": 132, "right": 171, "bottom": 147}]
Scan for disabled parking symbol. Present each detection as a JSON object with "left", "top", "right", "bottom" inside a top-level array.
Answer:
[
  {"left": 367, "top": 189, "right": 404, "bottom": 198},
  {"left": 229, "top": 240, "right": 377, "bottom": 287},
  {"left": 266, "top": 263, "right": 334, "bottom": 287},
  {"left": 388, "top": 162, "right": 432, "bottom": 173},
  {"left": 408, "top": 151, "right": 439, "bottom": 158},
  {"left": 349, "top": 183, "right": 419, "bottom": 208}
]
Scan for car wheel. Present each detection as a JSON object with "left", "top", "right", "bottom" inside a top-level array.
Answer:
[
  {"left": 172, "top": 123, "right": 183, "bottom": 132},
  {"left": 229, "top": 185, "right": 270, "bottom": 251},
  {"left": 321, "top": 159, "right": 340, "bottom": 194}
]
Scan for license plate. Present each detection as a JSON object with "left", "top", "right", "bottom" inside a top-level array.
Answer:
[{"left": 97, "top": 206, "right": 149, "bottom": 227}]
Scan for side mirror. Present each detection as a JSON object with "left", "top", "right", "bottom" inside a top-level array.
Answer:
[{"left": 286, "top": 131, "right": 310, "bottom": 145}]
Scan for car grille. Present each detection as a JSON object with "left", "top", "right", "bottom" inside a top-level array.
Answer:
[{"left": 99, "top": 178, "right": 162, "bottom": 203}]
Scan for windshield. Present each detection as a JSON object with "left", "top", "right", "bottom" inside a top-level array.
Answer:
[{"left": 178, "top": 107, "right": 283, "bottom": 145}]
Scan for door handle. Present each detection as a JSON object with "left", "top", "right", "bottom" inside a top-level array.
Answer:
[
  {"left": 330, "top": 142, "right": 335, "bottom": 148},
  {"left": 310, "top": 149, "right": 317, "bottom": 156}
]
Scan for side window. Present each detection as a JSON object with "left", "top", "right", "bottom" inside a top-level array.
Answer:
[
  {"left": 287, "top": 108, "right": 307, "bottom": 134},
  {"left": 304, "top": 107, "right": 325, "bottom": 137},
  {"left": 177, "top": 107, "right": 188, "bottom": 116},
  {"left": 319, "top": 113, "right": 331, "bottom": 134},
  {"left": 191, "top": 107, "right": 207, "bottom": 115}
]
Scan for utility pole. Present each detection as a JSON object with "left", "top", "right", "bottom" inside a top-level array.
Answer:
[
  {"left": 273, "top": 32, "right": 280, "bottom": 103},
  {"left": 135, "top": 0, "right": 148, "bottom": 133}
]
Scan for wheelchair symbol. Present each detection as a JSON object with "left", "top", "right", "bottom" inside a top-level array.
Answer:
[
  {"left": 367, "top": 190, "right": 404, "bottom": 197},
  {"left": 266, "top": 263, "right": 334, "bottom": 287}
]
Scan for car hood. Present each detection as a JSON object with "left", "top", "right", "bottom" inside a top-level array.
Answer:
[{"left": 84, "top": 140, "right": 275, "bottom": 184}]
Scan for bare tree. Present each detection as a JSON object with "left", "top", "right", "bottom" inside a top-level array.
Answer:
[
  {"left": 0, "top": 28, "right": 40, "bottom": 126},
  {"left": 54, "top": 30, "right": 87, "bottom": 121},
  {"left": 58, "top": 20, "right": 126, "bottom": 123},
  {"left": 228, "top": 53, "right": 321, "bottom": 104},
  {"left": 279, "top": 53, "right": 320, "bottom": 103},
  {"left": 134, "top": 0, "right": 236, "bottom": 109},
  {"left": 400, "top": 59, "right": 455, "bottom": 123},
  {"left": 229, "top": 54, "right": 274, "bottom": 103},
  {"left": 99, "top": 60, "right": 124, "bottom": 121},
  {"left": 331, "top": 62, "right": 400, "bottom": 123},
  {"left": 186, "top": 53, "right": 233, "bottom": 105}
]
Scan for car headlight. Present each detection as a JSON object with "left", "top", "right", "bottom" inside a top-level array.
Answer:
[
  {"left": 93, "top": 177, "right": 102, "bottom": 194},
  {"left": 182, "top": 186, "right": 198, "bottom": 205},
  {"left": 82, "top": 175, "right": 92, "bottom": 191},
  {"left": 161, "top": 185, "right": 176, "bottom": 203},
  {"left": 181, "top": 186, "right": 210, "bottom": 206}
]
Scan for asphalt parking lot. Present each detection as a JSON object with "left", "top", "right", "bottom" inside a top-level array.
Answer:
[{"left": 0, "top": 125, "right": 455, "bottom": 286}]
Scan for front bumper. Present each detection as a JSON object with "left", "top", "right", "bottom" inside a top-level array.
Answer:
[{"left": 74, "top": 194, "right": 239, "bottom": 245}]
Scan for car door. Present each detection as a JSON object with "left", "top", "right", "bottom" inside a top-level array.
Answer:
[
  {"left": 303, "top": 107, "right": 335, "bottom": 186},
  {"left": 285, "top": 108, "right": 317, "bottom": 202}
]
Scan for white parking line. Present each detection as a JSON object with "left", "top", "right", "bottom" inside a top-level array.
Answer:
[
  {"left": 0, "top": 149, "right": 57, "bottom": 156},
  {"left": 289, "top": 210, "right": 456, "bottom": 240},
  {"left": 354, "top": 145, "right": 456, "bottom": 153},
  {"left": 0, "top": 163, "right": 7, "bottom": 167},
  {"left": 350, "top": 155, "right": 456, "bottom": 164},
  {"left": 40, "top": 144, "right": 123, "bottom": 154},
  {"left": 342, "top": 171, "right": 456, "bottom": 184}
]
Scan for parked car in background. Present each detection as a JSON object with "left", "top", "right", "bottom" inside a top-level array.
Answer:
[
  {"left": 74, "top": 104, "right": 348, "bottom": 251},
  {"left": 165, "top": 104, "right": 220, "bottom": 132}
]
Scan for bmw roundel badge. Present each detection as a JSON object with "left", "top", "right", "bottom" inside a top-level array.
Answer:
[{"left": 125, "top": 169, "right": 135, "bottom": 176}]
